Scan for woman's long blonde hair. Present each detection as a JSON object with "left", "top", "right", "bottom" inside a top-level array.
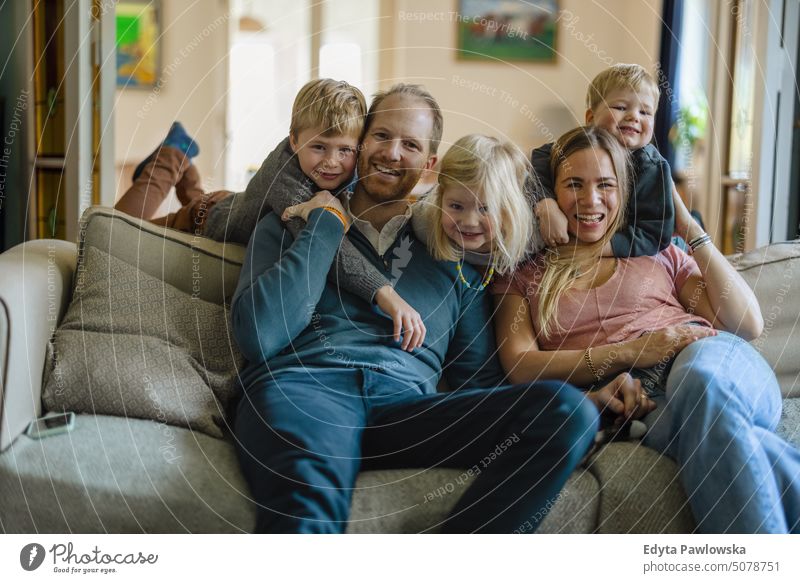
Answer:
[
  {"left": 426, "top": 134, "right": 534, "bottom": 275},
  {"left": 536, "top": 126, "right": 631, "bottom": 338}
]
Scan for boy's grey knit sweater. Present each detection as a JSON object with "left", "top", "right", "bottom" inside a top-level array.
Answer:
[{"left": 203, "top": 137, "right": 390, "bottom": 302}]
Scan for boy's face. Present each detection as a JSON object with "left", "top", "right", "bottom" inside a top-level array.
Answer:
[
  {"left": 586, "top": 86, "right": 656, "bottom": 150},
  {"left": 289, "top": 129, "right": 359, "bottom": 191}
]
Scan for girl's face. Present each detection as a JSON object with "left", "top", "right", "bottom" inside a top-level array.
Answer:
[
  {"left": 554, "top": 147, "right": 620, "bottom": 245},
  {"left": 440, "top": 184, "right": 493, "bottom": 253}
]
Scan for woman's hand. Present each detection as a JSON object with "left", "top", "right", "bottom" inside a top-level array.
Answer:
[
  {"left": 587, "top": 372, "right": 656, "bottom": 420},
  {"left": 623, "top": 325, "right": 718, "bottom": 369},
  {"left": 375, "top": 285, "right": 426, "bottom": 351},
  {"left": 282, "top": 190, "right": 348, "bottom": 229},
  {"left": 535, "top": 198, "right": 570, "bottom": 247}
]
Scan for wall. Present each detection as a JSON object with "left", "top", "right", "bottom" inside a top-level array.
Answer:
[
  {"left": 114, "top": 0, "right": 230, "bottom": 204},
  {"left": 383, "top": 0, "right": 663, "bottom": 155}
]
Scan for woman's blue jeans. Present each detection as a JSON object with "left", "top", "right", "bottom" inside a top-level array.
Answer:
[{"left": 642, "top": 331, "right": 800, "bottom": 533}]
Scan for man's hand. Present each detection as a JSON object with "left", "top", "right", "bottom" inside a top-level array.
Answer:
[
  {"left": 535, "top": 198, "right": 570, "bottom": 247},
  {"left": 586, "top": 372, "right": 656, "bottom": 420},
  {"left": 282, "top": 190, "right": 349, "bottom": 229},
  {"left": 375, "top": 285, "right": 426, "bottom": 351}
]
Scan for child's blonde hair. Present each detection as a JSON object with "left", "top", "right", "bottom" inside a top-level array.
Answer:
[
  {"left": 427, "top": 134, "right": 533, "bottom": 275},
  {"left": 536, "top": 126, "right": 631, "bottom": 338},
  {"left": 586, "top": 63, "right": 660, "bottom": 112},
  {"left": 290, "top": 78, "right": 366, "bottom": 139}
]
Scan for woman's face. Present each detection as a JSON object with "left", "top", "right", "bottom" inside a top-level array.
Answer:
[{"left": 554, "top": 146, "right": 620, "bottom": 245}]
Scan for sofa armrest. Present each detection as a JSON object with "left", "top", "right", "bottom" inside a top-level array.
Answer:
[{"left": 0, "top": 240, "right": 77, "bottom": 451}]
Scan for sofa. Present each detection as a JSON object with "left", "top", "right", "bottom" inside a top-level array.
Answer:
[{"left": 1, "top": 206, "right": 798, "bottom": 533}]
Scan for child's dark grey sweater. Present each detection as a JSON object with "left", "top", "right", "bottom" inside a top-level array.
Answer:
[{"left": 203, "top": 137, "right": 390, "bottom": 302}]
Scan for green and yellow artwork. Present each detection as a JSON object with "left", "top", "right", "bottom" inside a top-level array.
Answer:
[
  {"left": 116, "top": 1, "right": 161, "bottom": 87},
  {"left": 457, "top": 0, "right": 559, "bottom": 63}
]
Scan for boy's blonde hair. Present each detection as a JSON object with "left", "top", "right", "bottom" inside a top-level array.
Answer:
[
  {"left": 586, "top": 63, "right": 660, "bottom": 112},
  {"left": 536, "top": 126, "right": 631, "bottom": 338},
  {"left": 290, "top": 78, "right": 366, "bottom": 139},
  {"left": 427, "top": 134, "right": 533, "bottom": 275}
]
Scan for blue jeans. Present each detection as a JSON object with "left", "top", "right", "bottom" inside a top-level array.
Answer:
[
  {"left": 642, "top": 331, "right": 800, "bottom": 533},
  {"left": 234, "top": 367, "right": 598, "bottom": 533}
]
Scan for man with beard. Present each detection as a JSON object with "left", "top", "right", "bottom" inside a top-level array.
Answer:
[{"left": 230, "top": 84, "right": 600, "bottom": 533}]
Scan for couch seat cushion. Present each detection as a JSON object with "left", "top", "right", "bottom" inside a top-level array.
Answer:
[
  {"left": 0, "top": 414, "right": 600, "bottom": 533},
  {"left": 586, "top": 442, "right": 695, "bottom": 533}
]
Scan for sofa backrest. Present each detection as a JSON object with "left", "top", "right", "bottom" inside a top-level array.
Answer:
[
  {"left": 79, "top": 207, "right": 245, "bottom": 303},
  {"left": 732, "top": 240, "right": 800, "bottom": 397}
]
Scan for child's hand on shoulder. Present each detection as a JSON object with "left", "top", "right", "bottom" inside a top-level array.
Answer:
[
  {"left": 535, "top": 198, "right": 570, "bottom": 247},
  {"left": 375, "top": 285, "right": 426, "bottom": 352},
  {"left": 282, "top": 190, "right": 348, "bottom": 228}
]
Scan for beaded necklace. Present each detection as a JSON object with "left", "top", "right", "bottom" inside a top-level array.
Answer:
[{"left": 455, "top": 261, "right": 495, "bottom": 291}]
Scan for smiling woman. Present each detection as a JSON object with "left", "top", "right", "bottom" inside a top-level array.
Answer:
[{"left": 492, "top": 125, "right": 800, "bottom": 534}]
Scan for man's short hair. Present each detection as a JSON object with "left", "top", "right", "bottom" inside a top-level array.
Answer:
[
  {"left": 290, "top": 78, "right": 366, "bottom": 139},
  {"left": 585, "top": 63, "right": 661, "bottom": 112},
  {"left": 365, "top": 83, "right": 443, "bottom": 155}
]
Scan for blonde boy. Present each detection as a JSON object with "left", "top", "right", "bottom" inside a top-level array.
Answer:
[
  {"left": 116, "top": 79, "right": 364, "bottom": 241},
  {"left": 116, "top": 78, "right": 428, "bottom": 349},
  {"left": 531, "top": 63, "right": 675, "bottom": 257},
  {"left": 205, "top": 78, "right": 365, "bottom": 244}
]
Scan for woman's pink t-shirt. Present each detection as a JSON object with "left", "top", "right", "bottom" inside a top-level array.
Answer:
[{"left": 491, "top": 245, "right": 712, "bottom": 350}]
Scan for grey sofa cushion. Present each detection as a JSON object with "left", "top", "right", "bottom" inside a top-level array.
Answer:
[
  {"left": 0, "top": 415, "right": 254, "bottom": 533},
  {"left": 40, "top": 206, "right": 248, "bottom": 438},
  {"left": 42, "top": 247, "right": 243, "bottom": 438},
  {"left": 733, "top": 241, "right": 800, "bottom": 397},
  {"left": 347, "top": 465, "right": 599, "bottom": 533},
  {"left": 586, "top": 442, "right": 695, "bottom": 533},
  {"left": 0, "top": 414, "right": 601, "bottom": 533}
]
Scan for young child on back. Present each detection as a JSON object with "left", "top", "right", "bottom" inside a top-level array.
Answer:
[
  {"left": 531, "top": 63, "right": 674, "bottom": 257},
  {"left": 115, "top": 79, "right": 424, "bottom": 350},
  {"left": 414, "top": 134, "right": 536, "bottom": 287}
]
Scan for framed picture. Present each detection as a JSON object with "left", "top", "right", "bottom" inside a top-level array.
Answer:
[
  {"left": 116, "top": 0, "right": 161, "bottom": 88},
  {"left": 456, "top": 0, "right": 559, "bottom": 63}
]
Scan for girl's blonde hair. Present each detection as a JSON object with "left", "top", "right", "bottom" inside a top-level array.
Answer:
[
  {"left": 427, "top": 134, "right": 534, "bottom": 275},
  {"left": 536, "top": 126, "right": 631, "bottom": 338}
]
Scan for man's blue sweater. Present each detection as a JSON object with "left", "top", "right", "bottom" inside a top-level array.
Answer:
[{"left": 231, "top": 208, "right": 505, "bottom": 394}]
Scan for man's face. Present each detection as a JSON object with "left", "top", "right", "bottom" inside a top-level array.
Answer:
[{"left": 356, "top": 94, "right": 437, "bottom": 204}]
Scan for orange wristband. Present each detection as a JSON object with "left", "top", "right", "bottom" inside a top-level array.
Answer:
[{"left": 322, "top": 206, "right": 349, "bottom": 231}]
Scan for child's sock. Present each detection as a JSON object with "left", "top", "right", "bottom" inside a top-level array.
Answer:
[
  {"left": 163, "top": 121, "right": 200, "bottom": 158},
  {"left": 132, "top": 122, "right": 200, "bottom": 181}
]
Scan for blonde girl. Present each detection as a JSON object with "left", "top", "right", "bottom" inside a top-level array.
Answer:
[{"left": 415, "top": 134, "right": 536, "bottom": 288}]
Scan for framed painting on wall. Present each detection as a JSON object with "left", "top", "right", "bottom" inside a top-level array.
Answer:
[
  {"left": 456, "top": 0, "right": 559, "bottom": 63},
  {"left": 116, "top": 0, "right": 161, "bottom": 88}
]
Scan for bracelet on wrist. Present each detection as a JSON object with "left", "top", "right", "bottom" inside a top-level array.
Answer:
[
  {"left": 688, "top": 232, "right": 712, "bottom": 253},
  {"left": 583, "top": 347, "right": 602, "bottom": 382},
  {"left": 322, "top": 206, "right": 349, "bottom": 230}
]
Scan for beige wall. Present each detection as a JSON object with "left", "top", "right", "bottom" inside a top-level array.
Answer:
[
  {"left": 382, "top": 0, "right": 663, "bottom": 155},
  {"left": 114, "top": 0, "right": 230, "bottom": 205}
]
